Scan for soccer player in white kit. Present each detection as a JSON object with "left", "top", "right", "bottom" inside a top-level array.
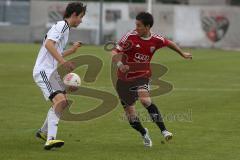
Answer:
[{"left": 33, "top": 2, "right": 86, "bottom": 150}]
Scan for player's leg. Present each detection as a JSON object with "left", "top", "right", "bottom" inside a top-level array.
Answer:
[
  {"left": 116, "top": 79, "right": 146, "bottom": 135},
  {"left": 44, "top": 92, "right": 67, "bottom": 150},
  {"left": 137, "top": 88, "right": 166, "bottom": 131},
  {"left": 137, "top": 87, "right": 173, "bottom": 141},
  {"left": 124, "top": 104, "right": 146, "bottom": 136},
  {"left": 116, "top": 79, "right": 152, "bottom": 147},
  {"left": 33, "top": 72, "right": 51, "bottom": 141},
  {"left": 36, "top": 110, "right": 50, "bottom": 141},
  {"left": 36, "top": 104, "right": 60, "bottom": 141},
  {"left": 123, "top": 103, "right": 152, "bottom": 147},
  {"left": 34, "top": 71, "right": 67, "bottom": 149},
  {"left": 40, "top": 115, "right": 48, "bottom": 134}
]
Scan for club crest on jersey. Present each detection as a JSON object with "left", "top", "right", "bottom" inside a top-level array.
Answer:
[{"left": 150, "top": 46, "right": 155, "bottom": 53}]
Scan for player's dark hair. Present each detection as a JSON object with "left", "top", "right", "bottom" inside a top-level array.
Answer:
[
  {"left": 136, "top": 12, "right": 154, "bottom": 28},
  {"left": 64, "top": 2, "right": 87, "bottom": 18}
]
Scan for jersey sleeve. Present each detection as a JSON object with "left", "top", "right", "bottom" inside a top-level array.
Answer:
[
  {"left": 46, "top": 21, "right": 67, "bottom": 42},
  {"left": 155, "top": 34, "right": 170, "bottom": 49},
  {"left": 114, "top": 31, "right": 132, "bottom": 53}
]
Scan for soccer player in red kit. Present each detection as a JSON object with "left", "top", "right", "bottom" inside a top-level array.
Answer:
[{"left": 112, "top": 12, "right": 192, "bottom": 147}]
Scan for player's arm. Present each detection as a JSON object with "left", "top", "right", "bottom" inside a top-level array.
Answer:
[
  {"left": 45, "top": 39, "right": 66, "bottom": 64},
  {"left": 167, "top": 40, "right": 192, "bottom": 59},
  {"left": 45, "top": 39, "right": 74, "bottom": 71},
  {"left": 111, "top": 49, "right": 122, "bottom": 63},
  {"left": 63, "top": 41, "right": 82, "bottom": 57},
  {"left": 111, "top": 49, "right": 129, "bottom": 73}
]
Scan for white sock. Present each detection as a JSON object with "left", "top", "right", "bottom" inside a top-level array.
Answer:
[
  {"left": 40, "top": 108, "right": 52, "bottom": 134},
  {"left": 47, "top": 107, "right": 60, "bottom": 141}
]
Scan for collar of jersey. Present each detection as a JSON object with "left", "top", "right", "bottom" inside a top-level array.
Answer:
[
  {"left": 140, "top": 32, "right": 152, "bottom": 40},
  {"left": 64, "top": 20, "right": 70, "bottom": 29}
]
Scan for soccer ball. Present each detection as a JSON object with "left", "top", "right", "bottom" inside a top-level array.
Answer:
[{"left": 63, "top": 72, "right": 81, "bottom": 87}]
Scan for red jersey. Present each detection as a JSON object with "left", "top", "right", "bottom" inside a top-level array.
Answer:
[{"left": 115, "top": 30, "right": 170, "bottom": 81}]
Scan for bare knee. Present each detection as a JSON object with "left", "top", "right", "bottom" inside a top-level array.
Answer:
[
  {"left": 139, "top": 97, "right": 151, "bottom": 108},
  {"left": 52, "top": 93, "right": 68, "bottom": 114},
  {"left": 137, "top": 88, "right": 151, "bottom": 107},
  {"left": 124, "top": 105, "right": 137, "bottom": 121}
]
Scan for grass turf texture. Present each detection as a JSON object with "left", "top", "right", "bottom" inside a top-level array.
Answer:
[{"left": 0, "top": 43, "right": 239, "bottom": 160}]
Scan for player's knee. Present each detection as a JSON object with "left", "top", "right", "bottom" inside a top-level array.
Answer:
[
  {"left": 139, "top": 98, "right": 151, "bottom": 107},
  {"left": 124, "top": 105, "right": 137, "bottom": 119},
  {"left": 59, "top": 99, "right": 68, "bottom": 108},
  {"left": 53, "top": 99, "right": 68, "bottom": 116},
  {"left": 54, "top": 99, "right": 68, "bottom": 108},
  {"left": 52, "top": 93, "right": 67, "bottom": 105}
]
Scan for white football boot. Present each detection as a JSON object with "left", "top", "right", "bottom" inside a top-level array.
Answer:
[
  {"left": 162, "top": 130, "right": 173, "bottom": 141},
  {"left": 142, "top": 128, "right": 152, "bottom": 147}
]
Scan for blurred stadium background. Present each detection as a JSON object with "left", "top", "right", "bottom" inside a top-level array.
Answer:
[{"left": 0, "top": 0, "right": 240, "bottom": 49}]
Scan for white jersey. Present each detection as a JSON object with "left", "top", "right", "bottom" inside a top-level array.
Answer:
[{"left": 33, "top": 20, "right": 70, "bottom": 74}]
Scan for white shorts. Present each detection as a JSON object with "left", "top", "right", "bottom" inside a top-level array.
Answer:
[{"left": 33, "top": 70, "right": 66, "bottom": 101}]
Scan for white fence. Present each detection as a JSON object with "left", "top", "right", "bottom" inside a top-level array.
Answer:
[{"left": 0, "top": 1, "right": 240, "bottom": 49}]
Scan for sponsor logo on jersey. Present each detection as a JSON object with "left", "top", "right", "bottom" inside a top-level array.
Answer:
[{"left": 134, "top": 53, "right": 149, "bottom": 62}]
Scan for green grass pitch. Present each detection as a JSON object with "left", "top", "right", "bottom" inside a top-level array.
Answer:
[{"left": 0, "top": 43, "right": 239, "bottom": 160}]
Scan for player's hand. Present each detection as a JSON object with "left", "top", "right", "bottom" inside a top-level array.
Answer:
[
  {"left": 71, "top": 41, "right": 82, "bottom": 53},
  {"left": 73, "top": 41, "right": 82, "bottom": 47},
  {"left": 182, "top": 52, "right": 192, "bottom": 60},
  {"left": 62, "top": 61, "right": 75, "bottom": 72},
  {"left": 119, "top": 65, "right": 129, "bottom": 73}
]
